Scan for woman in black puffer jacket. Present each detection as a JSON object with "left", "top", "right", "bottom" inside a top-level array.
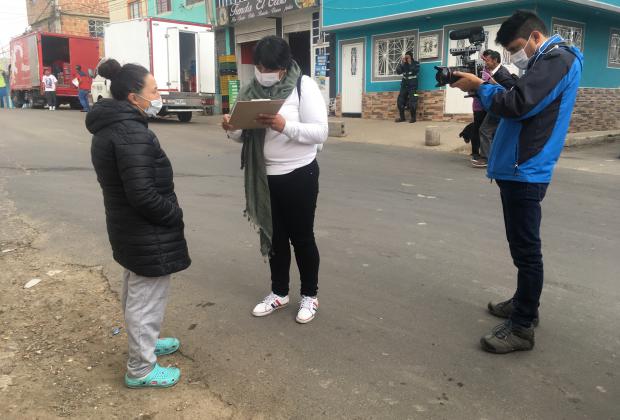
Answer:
[{"left": 87, "top": 59, "right": 190, "bottom": 389}]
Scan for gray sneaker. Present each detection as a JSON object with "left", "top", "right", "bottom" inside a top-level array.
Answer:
[
  {"left": 488, "top": 298, "right": 539, "bottom": 327},
  {"left": 480, "top": 321, "right": 535, "bottom": 354}
]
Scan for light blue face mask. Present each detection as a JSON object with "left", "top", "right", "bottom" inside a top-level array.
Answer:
[
  {"left": 137, "top": 94, "right": 163, "bottom": 117},
  {"left": 510, "top": 33, "right": 534, "bottom": 70},
  {"left": 512, "top": 34, "right": 561, "bottom": 70}
]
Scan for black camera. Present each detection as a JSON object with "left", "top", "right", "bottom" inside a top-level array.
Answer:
[{"left": 434, "top": 26, "right": 486, "bottom": 87}]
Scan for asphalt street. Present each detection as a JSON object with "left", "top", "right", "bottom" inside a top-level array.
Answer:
[{"left": 0, "top": 109, "right": 618, "bottom": 419}]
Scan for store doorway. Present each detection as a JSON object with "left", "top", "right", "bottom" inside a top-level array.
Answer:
[{"left": 288, "top": 31, "right": 311, "bottom": 76}]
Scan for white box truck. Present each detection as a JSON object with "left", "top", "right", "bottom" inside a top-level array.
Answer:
[{"left": 91, "top": 18, "right": 215, "bottom": 122}]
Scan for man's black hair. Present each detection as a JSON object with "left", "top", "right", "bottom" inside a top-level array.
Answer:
[
  {"left": 496, "top": 10, "right": 548, "bottom": 47},
  {"left": 482, "top": 49, "right": 501, "bottom": 63},
  {"left": 253, "top": 36, "right": 292, "bottom": 70},
  {"left": 405, "top": 50, "right": 414, "bottom": 59}
]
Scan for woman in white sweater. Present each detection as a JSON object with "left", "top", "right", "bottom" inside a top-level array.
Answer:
[{"left": 222, "top": 36, "right": 328, "bottom": 324}]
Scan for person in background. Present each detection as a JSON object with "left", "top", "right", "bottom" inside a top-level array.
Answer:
[
  {"left": 395, "top": 51, "right": 420, "bottom": 123},
  {"left": 451, "top": 10, "right": 583, "bottom": 354},
  {"left": 75, "top": 65, "right": 92, "bottom": 112},
  {"left": 0, "top": 68, "right": 8, "bottom": 109},
  {"left": 87, "top": 59, "right": 191, "bottom": 388},
  {"left": 222, "top": 36, "right": 328, "bottom": 324},
  {"left": 473, "top": 50, "right": 519, "bottom": 168},
  {"left": 41, "top": 68, "right": 58, "bottom": 111},
  {"left": 470, "top": 87, "right": 487, "bottom": 164}
]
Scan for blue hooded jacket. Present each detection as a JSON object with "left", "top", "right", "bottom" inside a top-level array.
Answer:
[{"left": 478, "top": 35, "right": 584, "bottom": 183}]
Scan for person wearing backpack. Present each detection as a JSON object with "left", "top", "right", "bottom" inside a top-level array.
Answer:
[{"left": 222, "top": 36, "right": 328, "bottom": 324}]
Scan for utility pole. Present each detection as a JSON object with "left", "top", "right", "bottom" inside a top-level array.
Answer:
[{"left": 53, "top": 0, "right": 61, "bottom": 33}]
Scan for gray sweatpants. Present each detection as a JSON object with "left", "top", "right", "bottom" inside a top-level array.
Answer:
[
  {"left": 121, "top": 269, "right": 171, "bottom": 378},
  {"left": 479, "top": 114, "right": 500, "bottom": 159}
]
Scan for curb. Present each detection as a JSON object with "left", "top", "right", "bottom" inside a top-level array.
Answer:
[{"left": 564, "top": 131, "right": 620, "bottom": 148}]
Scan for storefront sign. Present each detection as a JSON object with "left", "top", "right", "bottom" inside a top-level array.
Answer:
[{"left": 218, "top": 0, "right": 318, "bottom": 26}]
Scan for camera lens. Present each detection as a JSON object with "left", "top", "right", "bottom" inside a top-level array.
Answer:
[{"left": 434, "top": 66, "right": 452, "bottom": 87}]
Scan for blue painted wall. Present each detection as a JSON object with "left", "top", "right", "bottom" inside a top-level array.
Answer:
[
  {"left": 323, "top": 0, "right": 620, "bottom": 28},
  {"left": 332, "top": 0, "right": 620, "bottom": 94},
  {"left": 537, "top": 2, "right": 620, "bottom": 88},
  {"left": 147, "top": 0, "right": 208, "bottom": 24}
]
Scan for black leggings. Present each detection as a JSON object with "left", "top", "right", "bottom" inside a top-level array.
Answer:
[{"left": 268, "top": 160, "right": 320, "bottom": 297}]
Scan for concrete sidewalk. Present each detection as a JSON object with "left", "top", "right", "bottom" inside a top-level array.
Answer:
[
  {"left": 204, "top": 114, "right": 619, "bottom": 152},
  {"left": 330, "top": 117, "right": 469, "bottom": 153},
  {"left": 329, "top": 117, "right": 620, "bottom": 152}
]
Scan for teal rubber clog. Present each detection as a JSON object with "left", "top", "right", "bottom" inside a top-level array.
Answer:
[
  {"left": 154, "top": 337, "right": 180, "bottom": 357},
  {"left": 125, "top": 363, "right": 181, "bottom": 389}
]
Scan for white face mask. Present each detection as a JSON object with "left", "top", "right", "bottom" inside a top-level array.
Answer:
[
  {"left": 254, "top": 67, "right": 282, "bottom": 87},
  {"left": 511, "top": 33, "right": 534, "bottom": 70},
  {"left": 137, "top": 94, "right": 163, "bottom": 117}
]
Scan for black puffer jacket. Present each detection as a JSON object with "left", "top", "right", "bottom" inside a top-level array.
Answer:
[{"left": 87, "top": 99, "right": 191, "bottom": 277}]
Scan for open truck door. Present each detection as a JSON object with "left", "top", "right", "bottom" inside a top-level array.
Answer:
[
  {"left": 166, "top": 27, "right": 180, "bottom": 91},
  {"left": 198, "top": 31, "right": 215, "bottom": 94}
]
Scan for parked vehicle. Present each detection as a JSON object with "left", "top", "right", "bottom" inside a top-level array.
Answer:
[
  {"left": 92, "top": 18, "right": 216, "bottom": 122},
  {"left": 9, "top": 32, "right": 100, "bottom": 109}
]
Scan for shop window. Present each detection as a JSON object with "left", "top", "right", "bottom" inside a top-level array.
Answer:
[
  {"left": 373, "top": 31, "right": 418, "bottom": 81},
  {"left": 156, "top": 0, "right": 172, "bottom": 13},
  {"left": 552, "top": 18, "right": 585, "bottom": 51},
  {"left": 608, "top": 28, "right": 620, "bottom": 68},
  {"left": 128, "top": 1, "right": 141, "bottom": 19},
  {"left": 88, "top": 20, "right": 105, "bottom": 38}
]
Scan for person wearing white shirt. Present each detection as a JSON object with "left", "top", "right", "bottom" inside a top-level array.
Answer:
[
  {"left": 222, "top": 36, "right": 328, "bottom": 324},
  {"left": 41, "top": 68, "right": 58, "bottom": 110}
]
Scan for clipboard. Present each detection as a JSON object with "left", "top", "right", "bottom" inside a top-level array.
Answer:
[{"left": 229, "top": 99, "right": 286, "bottom": 129}]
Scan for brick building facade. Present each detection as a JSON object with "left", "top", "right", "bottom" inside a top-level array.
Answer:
[
  {"left": 26, "top": 0, "right": 109, "bottom": 41},
  {"left": 335, "top": 89, "right": 620, "bottom": 132}
]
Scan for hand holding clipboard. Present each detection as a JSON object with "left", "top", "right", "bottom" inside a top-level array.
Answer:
[{"left": 225, "top": 99, "right": 286, "bottom": 130}]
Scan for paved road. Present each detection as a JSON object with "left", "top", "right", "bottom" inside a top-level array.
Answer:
[{"left": 1, "top": 109, "right": 619, "bottom": 419}]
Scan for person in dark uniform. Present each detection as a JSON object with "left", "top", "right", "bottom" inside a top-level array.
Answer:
[{"left": 395, "top": 51, "right": 420, "bottom": 123}]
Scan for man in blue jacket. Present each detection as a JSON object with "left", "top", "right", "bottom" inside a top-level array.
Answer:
[{"left": 451, "top": 10, "right": 583, "bottom": 354}]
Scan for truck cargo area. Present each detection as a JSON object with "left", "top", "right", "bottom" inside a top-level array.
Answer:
[
  {"left": 9, "top": 32, "right": 100, "bottom": 109},
  {"left": 179, "top": 32, "right": 197, "bottom": 93},
  {"left": 41, "top": 36, "right": 71, "bottom": 86}
]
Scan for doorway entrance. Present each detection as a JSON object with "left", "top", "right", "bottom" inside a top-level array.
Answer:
[
  {"left": 341, "top": 41, "right": 364, "bottom": 116},
  {"left": 288, "top": 31, "right": 311, "bottom": 76}
]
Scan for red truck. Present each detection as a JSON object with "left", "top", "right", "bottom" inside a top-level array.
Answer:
[{"left": 9, "top": 32, "right": 100, "bottom": 109}]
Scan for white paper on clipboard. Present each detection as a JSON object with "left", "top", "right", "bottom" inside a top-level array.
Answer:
[{"left": 229, "top": 99, "right": 286, "bottom": 129}]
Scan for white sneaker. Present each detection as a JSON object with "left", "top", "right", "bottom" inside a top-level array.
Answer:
[
  {"left": 252, "top": 292, "right": 289, "bottom": 317},
  {"left": 296, "top": 296, "right": 318, "bottom": 324}
]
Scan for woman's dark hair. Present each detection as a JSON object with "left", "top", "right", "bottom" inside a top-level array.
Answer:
[
  {"left": 253, "top": 36, "right": 292, "bottom": 70},
  {"left": 496, "top": 10, "right": 548, "bottom": 47},
  {"left": 97, "top": 58, "right": 150, "bottom": 101},
  {"left": 482, "top": 49, "right": 501, "bottom": 63}
]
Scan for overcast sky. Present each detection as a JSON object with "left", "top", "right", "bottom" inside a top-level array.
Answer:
[{"left": 0, "top": 0, "right": 29, "bottom": 51}]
